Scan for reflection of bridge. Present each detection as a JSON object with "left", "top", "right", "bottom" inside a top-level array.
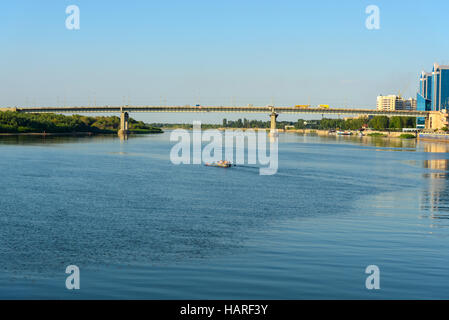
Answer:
[{"left": 6, "top": 106, "right": 434, "bottom": 134}]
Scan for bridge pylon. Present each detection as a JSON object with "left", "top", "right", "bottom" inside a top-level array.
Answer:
[
  {"left": 119, "top": 110, "right": 129, "bottom": 136},
  {"left": 270, "top": 109, "right": 278, "bottom": 136}
]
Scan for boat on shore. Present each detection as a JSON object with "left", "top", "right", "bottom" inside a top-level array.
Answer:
[
  {"left": 205, "top": 160, "right": 232, "bottom": 168},
  {"left": 337, "top": 131, "right": 353, "bottom": 136}
]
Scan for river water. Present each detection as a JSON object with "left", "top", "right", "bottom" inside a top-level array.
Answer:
[{"left": 0, "top": 132, "right": 448, "bottom": 299}]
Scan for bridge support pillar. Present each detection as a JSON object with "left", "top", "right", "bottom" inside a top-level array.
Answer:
[
  {"left": 270, "top": 111, "right": 278, "bottom": 136},
  {"left": 119, "top": 111, "right": 129, "bottom": 136}
]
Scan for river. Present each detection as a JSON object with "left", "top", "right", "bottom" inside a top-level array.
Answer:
[{"left": 0, "top": 132, "right": 448, "bottom": 299}]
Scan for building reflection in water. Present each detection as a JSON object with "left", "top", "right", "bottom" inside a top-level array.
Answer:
[{"left": 420, "top": 142, "right": 449, "bottom": 226}]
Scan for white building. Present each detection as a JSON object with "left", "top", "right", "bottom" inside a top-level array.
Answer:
[{"left": 377, "top": 95, "right": 416, "bottom": 111}]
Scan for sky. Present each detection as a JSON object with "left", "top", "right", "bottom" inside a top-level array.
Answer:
[{"left": 1, "top": 0, "right": 448, "bottom": 123}]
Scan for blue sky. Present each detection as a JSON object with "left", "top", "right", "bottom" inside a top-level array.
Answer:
[{"left": 1, "top": 0, "right": 448, "bottom": 122}]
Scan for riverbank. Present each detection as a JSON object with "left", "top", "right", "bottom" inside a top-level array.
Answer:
[
  {"left": 213, "top": 127, "right": 416, "bottom": 139},
  {"left": 0, "top": 130, "right": 162, "bottom": 137},
  {"left": 284, "top": 128, "right": 414, "bottom": 138},
  {"left": 0, "top": 132, "right": 97, "bottom": 137},
  {"left": 0, "top": 111, "right": 162, "bottom": 135},
  {"left": 162, "top": 126, "right": 417, "bottom": 138},
  {"left": 418, "top": 133, "right": 449, "bottom": 143},
  {"left": 157, "top": 125, "right": 449, "bottom": 142}
]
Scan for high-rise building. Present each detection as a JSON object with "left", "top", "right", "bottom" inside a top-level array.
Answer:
[
  {"left": 377, "top": 95, "right": 402, "bottom": 111},
  {"left": 419, "top": 71, "right": 433, "bottom": 101},
  {"left": 377, "top": 95, "right": 416, "bottom": 111},
  {"left": 431, "top": 63, "right": 449, "bottom": 111},
  {"left": 403, "top": 98, "right": 417, "bottom": 111},
  {"left": 416, "top": 63, "right": 449, "bottom": 128},
  {"left": 417, "top": 63, "right": 449, "bottom": 112}
]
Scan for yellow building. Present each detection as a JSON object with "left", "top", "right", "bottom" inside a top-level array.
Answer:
[{"left": 426, "top": 110, "right": 449, "bottom": 130}]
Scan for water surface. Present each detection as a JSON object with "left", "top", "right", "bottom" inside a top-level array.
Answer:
[{"left": 1, "top": 133, "right": 448, "bottom": 299}]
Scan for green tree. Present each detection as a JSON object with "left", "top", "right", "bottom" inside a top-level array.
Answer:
[
  {"left": 389, "top": 117, "right": 402, "bottom": 129},
  {"left": 296, "top": 119, "right": 306, "bottom": 129},
  {"left": 369, "top": 116, "right": 389, "bottom": 130}
]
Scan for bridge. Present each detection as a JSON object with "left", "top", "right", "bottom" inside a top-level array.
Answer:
[
  {"left": 14, "top": 105, "right": 429, "bottom": 116},
  {"left": 1, "top": 105, "right": 440, "bottom": 134}
]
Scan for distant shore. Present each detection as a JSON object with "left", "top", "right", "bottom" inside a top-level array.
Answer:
[
  {"left": 161, "top": 126, "right": 417, "bottom": 138},
  {"left": 161, "top": 126, "right": 449, "bottom": 142},
  {"left": 3, "top": 127, "right": 448, "bottom": 143}
]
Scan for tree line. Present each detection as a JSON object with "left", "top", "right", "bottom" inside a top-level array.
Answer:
[
  {"left": 314, "top": 116, "right": 416, "bottom": 130},
  {"left": 222, "top": 116, "right": 417, "bottom": 131},
  {"left": 0, "top": 112, "right": 162, "bottom": 134}
]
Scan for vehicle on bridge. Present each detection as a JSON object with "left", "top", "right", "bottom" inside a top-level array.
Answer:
[
  {"left": 318, "top": 104, "right": 330, "bottom": 109},
  {"left": 294, "top": 105, "right": 310, "bottom": 109}
]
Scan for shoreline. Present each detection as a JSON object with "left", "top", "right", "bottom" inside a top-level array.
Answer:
[
  {"left": 0, "top": 131, "right": 162, "bottom": 137},
  {"left": 0, "top": 132, "right": 98, "bottom": 137},
  {"left": 3, "top": 129, "right": 449, "bottom": 143},
  {"left": 163, "top": 127, "right": 416, "bottom": 138},
  {"left": 418, "top": 133, "right": 449, "bottom": 143}
]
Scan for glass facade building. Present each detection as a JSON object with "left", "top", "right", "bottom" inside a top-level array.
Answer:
[
  {"left": 416, "top": 93, "right": 432, "bottom": 128},
  {"left": 432, "top": 64, "right": 449, "bottom": 110},
  {"left": 418, "top": 63, "right": 449, "bottom": 111},
  {"left": 419, "top": 71, "right": 432, "bottom": 101},
  {"left": 416, "top": 63, "right": 449, "bottom": 128}
]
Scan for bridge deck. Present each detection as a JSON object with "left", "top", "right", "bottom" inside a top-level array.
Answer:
[{"left": 15, "top": 106, "right": 429, "bottom": 117}]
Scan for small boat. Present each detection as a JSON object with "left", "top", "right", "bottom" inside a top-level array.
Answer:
[
  {"left": 205, "top": 160, "right": 232, "bottom": 168},
  {"left": 337, "top": 131, "right": 353, "bottom": 136}
]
